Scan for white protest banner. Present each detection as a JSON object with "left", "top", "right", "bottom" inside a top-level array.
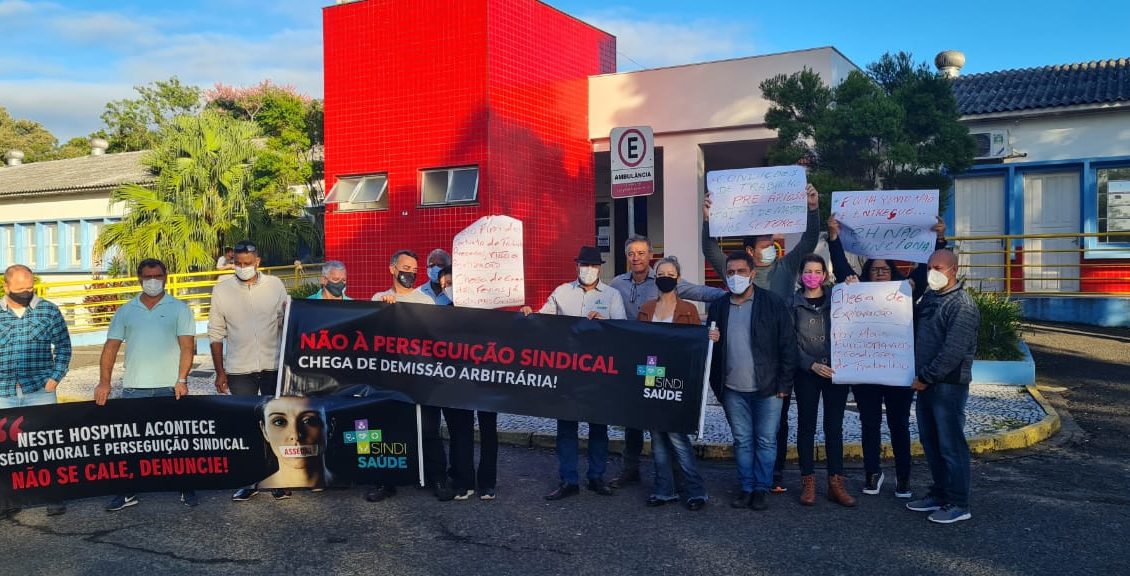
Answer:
[
  {"left": 830, "top": 280, "right": 914, "bottom": 387},
  {"left": 707, "top": 166, "right": 808, "bottom": 237},
  {"left": 452, "top": 215, "right": 524, "bottom": 309},
  {"left": 831, "top": 190, "right": 939, "bottom": 263}
]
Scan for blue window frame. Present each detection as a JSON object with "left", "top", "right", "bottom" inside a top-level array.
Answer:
[{"left": 0, "top": 218, "right": 118, "bottom": 272}]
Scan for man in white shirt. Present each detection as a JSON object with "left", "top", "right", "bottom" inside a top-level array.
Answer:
[
  {"left": 521, "top": 246, "right": 625, "bottom": 500},
  {"left": 207, "top": 240, "right": 290, "bottom": 502}
]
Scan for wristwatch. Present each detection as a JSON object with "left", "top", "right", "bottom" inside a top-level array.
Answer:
[{"left": 176, "top": 378, "right": 188, "bottom": 383}]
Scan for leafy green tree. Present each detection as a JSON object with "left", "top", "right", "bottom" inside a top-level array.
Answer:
[
  {"left": 760, "top": 52, "right": 976, "bottom": 212},
  {"left": 53, "top": 136, "right": 91, "bottom": 160},
  {"left": 100, "top": 77, "right": 202, "bottom": 152},
  {"left": 0, "top": 106, "right": 58, "bottom": 162}
]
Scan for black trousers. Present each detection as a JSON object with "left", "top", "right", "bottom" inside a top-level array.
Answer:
[
  {"left": 794, "top": 371, "right": 849, "bottom": 476},
  {"left": 774, "top": 394, "right": 791, "bottom": 477},
  {"left": 228, "top": 371, "right": 278, "bottom": 397},
  {"left": 447, "top": 409, "right": 499, "bottom": 491},
  {"left": 854, "top": 384, "right": 914, "bottom": 479},
  {"left": 420, "top": 405, "right": 449, "bottom": 486}
]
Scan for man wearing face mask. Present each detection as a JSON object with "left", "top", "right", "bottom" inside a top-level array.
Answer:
[
  {"left": 415, "top": 249, "right": 452, "bottom": 305},
  {"left": 372, "top": 250, "right": 435, "bottom": 305},
  {"left": 705, "top": 251, "right": 796, "bottom": 512},
  {"left": 208, "top": 240, "right": 291, "bottom": 502},
  {"left": 310, "top": 261, "right": 350, "bottom": 300},
  {"left": 607, "top": 235, "right": 725, "bottom": 488},
  {"left": 907, "top": 249, "right": 979, "bottom": 525},
  {"left": 0, "top": 264, "right": 72, "bottom": 517},
  {"left": 95, "top": 258, "right": 197, "bottom": 510},
  {"left": 521, "top": 246, "right": 626, "bottom": 500},
  {"left": 703, "top": 182, "right": 820, "bottom": 493}
]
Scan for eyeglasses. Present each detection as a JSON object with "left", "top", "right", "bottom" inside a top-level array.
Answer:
[
  {"left": 871, "top": 267, "right": 891, "bottom": 274},
  {"left": 234, "top": 243, "right": 257, "bottom": 254}
]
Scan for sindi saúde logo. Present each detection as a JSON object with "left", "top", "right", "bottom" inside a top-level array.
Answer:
[
  {"left": 637, "top": 356, "right": 683, "bottom": 401},
  {"left": 344, "top": 418, "right": 410, "bottom": 469}
]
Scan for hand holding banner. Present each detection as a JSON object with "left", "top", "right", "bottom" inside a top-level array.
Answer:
[
  {"left": 452, "top": 215, "right": 525, "bottom": 309},
  {"left": 831, "top": 190, "right": 939, "bottom": 263},
  {"left": 830, "top": 280, "right": 914, "bottom": 387},
  {"left": 707, "top": 166, "right": 808, "bottom": 237}
]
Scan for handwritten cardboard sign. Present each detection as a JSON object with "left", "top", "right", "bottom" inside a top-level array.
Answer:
[
  {"left": 707, "top": 166, "right": 808, "bottom": 237},
  {"left": 452, "top": 215, "right": 525, "bottom": 309},
  {"left": 831, "top": 190, "right": 939, "bottom": 263},
  {"left": 830, "top": 280, "right": 914, "bottom": 387}
]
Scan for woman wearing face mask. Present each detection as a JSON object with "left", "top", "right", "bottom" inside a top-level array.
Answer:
[
  {"left": 827, "top": 215, "right": 929, "bottom": 499},
  {"left": 791, "top": 254, "right": 856, "bottom": 507},
  {"left": 636, "top": 257, "right": 708, "bottom": 511}
]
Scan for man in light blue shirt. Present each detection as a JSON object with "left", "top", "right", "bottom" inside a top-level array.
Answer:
[
  {"left": 94, "top": 258, "right": 196, "bottom": 511},
  {"left": 607, "top": 235, "right": 725, "bottom": 487},
  {"left": 415, "top": 248, "right": 452, "bottom": 305},
  {"left": 522, "top": 246, "right": 626, "bottom": 501}
]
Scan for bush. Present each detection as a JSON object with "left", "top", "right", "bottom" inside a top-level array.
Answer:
[
  {"left": 969, "top": 289, "right": 1024, "bottom": 361},
  {"left": 288, "top": 282, "right": 321, "bottom": 299}
]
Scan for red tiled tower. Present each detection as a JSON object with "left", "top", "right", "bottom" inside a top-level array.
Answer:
[{"left": 322, "top": 0, "right": 615, "bottom": 304}]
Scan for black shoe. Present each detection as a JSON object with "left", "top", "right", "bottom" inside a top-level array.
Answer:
[
  {"left": 45, "top": 504, "right": 66, "bottom": 516},
  {"left": 364, "top": 485, "right": 397, "bottom": 502},
  {"left": 895, "top": 476, "right": 913, "bottom": 499},
  {"left": 271, "top": 489, "right": 292, "bottom": 500},
  {"left": 232, "top": 488, "right": 258, "bottom": 502},
  {"left": 749, "top": 492, "right": 769, "bottom": 511},
  {"left": 587, "top": 479, "right": 614, "bottom": 496},
  {"left": 686, "top": 497, "right": 707, "bottom": 511},
  {"left": 863, "top": 472, "right": 885, "bottom": 496},
  {"left": 180, "top": 491, "right": 199, "bottom": 508},
  {"left": 544, "top": 483, "right": 580, "bottom": 501},
  {"left": 646, "top": 495, "right": 672, "bottom": 507},
  {"left": 433, "top": 481, "right": 456, "bottom": 502},
  {"left": 731, "top": 492, "right": 753, "bottom": 509},
  {"left": 609, "top": 469, "right": 641, "bottom": 489}
]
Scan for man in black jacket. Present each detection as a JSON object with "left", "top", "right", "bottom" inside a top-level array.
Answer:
[
  {"left": 906, "top": 249, "right": 979, "bottom": 525},
  {"left": 706, "top": 251, "right": 797, "bottom": 511}
]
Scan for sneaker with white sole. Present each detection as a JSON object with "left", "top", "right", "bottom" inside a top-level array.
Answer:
[
  {"left": 928, "top": 504, "right": 971, "bottom": 524},
  {"left": 894, "top": 477, "right": 913, "bottom": 499},
  {"left": 479, "top": 489, "right": 496, "bottom": 501},
  {"left": 453, "top": 489, "right": 475, "bottom": 501},
  {"left": 906, "top": 495, "right": 944, "bottom": 512},
  {"left": 231, "top": 488, "right": 259, "bottom": 502},
  {"left": 105, "top": 494, "right": 138, "bottom": 512},
  {"left": 862, "top": 472, "right": 885, "bottom": 495}
]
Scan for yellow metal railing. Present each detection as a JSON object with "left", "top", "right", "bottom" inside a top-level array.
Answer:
[
  {"left": 947, "top": 232, "right": 1130, "bottom": 297},
  {"left": 33, "top": 264, "right": 322, "bottom": 334}
]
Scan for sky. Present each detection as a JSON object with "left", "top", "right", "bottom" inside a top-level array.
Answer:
[{"left": 2, "top": 0, "right": 1128, "bottom": 141}]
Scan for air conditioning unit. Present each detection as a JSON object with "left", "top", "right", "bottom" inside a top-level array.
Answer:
[{"left": 972, "top": 129, "right": 1008, "bottom": 159}]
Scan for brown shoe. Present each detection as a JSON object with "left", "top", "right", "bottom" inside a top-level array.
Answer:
[
  {"left": 827, "top": 475, "right": 857, "bottom": 507},
  {"left": 799, "top": 474, "right": 817, "bottom": 506}
]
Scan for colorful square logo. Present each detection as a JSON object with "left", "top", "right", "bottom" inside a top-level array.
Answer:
[
  {"left": 344, "top": 419, "right": 382, "bottom": 454},
  {"left": 636, "top": 356, "right": 665, "bottom": 387}
]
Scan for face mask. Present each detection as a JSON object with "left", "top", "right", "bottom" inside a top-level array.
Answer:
[
  {"left": 655, "top": 276, "right": 677, "bottom": 294},
  {"left": 443, "top": 287, "right": 454, "bottom": 302},
  {"left": 325, "top": 281, "right": 347, "bottom": 297},
  {"left": 727, "top": 274, "right": 751, "bottom": 295},
  {"left": 427, "top": 265, "right": 442, "bottom": 284},
  {"left": 6, "top": 291, "right": 34, "bottom": 307},
  {"left": 141, "top": 279, "right": 165, "bottom": 297},
  {"left": 396, "top": 271, "right": 416, "bottom": 289},
  {"left": 234, "top": 266, "right": 257, "bottom": 281},
  {"left": 801, "top": 272, "right": 824, "bottom": 290},
  {"left": 759, "top": 245, "right": 778, "bottom": 265},
  {"left": 577, "top": 266, "right": 600, "bottom": 286},
  {"left": 927, "top": 269, "right": 950, "bottom": 291}
]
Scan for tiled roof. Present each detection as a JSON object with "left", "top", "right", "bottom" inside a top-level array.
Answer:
[
  {"left": 0, "top": 151, "right": 153, "bottom": 197},
  {"left": 953, "top": 58, "right": 1130, "bottom": 116}
]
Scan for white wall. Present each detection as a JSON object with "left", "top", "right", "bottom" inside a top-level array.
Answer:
[
  {"left": 970, "top": 109, "right": 1130, "bottom": 162},
  {"left": 0, "top": 191, "right": 121, "bottom": 222}
]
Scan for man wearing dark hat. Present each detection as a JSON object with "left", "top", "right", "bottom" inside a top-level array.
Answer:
[{"left": 521, "top": 246, "right": 626, "bottom": 500}]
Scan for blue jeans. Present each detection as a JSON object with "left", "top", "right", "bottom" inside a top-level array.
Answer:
[
  {"left": 556, "top": 420, "right": 608, "bottom": 485},
  {"left": 916, "top": 383, "right": 971, "bottom": 508},
  {"left": 0, "top": 388, "right": 57, "bottom": 409},
  {"left": 121, "top": 387, "right": 176, "bottom": 399},
  {"left": 650, "top": 431, "right": 706, "bottom": 500},
  {"left": 722, "top": 389, "right": 784, "bottom": 493}
]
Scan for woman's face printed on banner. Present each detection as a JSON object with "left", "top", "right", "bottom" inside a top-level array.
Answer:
[{"left": 261, "top": 397, "right": 326, "bottom": 471}]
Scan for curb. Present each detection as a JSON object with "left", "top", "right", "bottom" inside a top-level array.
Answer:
[{"left": 496, "top": 385, "right": 1061, "bottom": 461}]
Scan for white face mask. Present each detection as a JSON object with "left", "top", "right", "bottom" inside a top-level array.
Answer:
[
  {"left": 443, "top": 287, "right": 453, "bottom": 301},
  {"left": 759, "top": 245, "right": 778, "bottom": 265},
  {"left": 927, "top": 269, "right": 951, "bottom": 291},
  {"left": 234, "top": 265, "right": 257, "bottom": 281},
  {"left": 141, "top": 279, "right": 165, "bottom": 297},
  {"left": 727, "top": 274, "right": 752, "bottom": 295},
  {"left": 577, "top": 266, "right": 600, "bottom": 286}
]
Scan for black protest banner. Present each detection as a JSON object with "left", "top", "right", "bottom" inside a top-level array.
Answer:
[
  {"left": 0, "top": 389, "right": 419, "bottom": 508},
  {"left": 282, "top": 300, "right": 710, "bottom": 433}
]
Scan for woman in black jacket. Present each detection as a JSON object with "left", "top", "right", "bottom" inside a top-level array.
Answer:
[{"left": 792, "top": 253, "right": 856, "bottom": 507}]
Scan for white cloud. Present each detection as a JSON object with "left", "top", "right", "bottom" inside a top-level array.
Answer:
[
  {"left": 51, "top": 12, "right": 161, "bottom": 46},
  {"left": 580, "top": 12, "right": 752, "bottom": 71},
  {"left": 0, "top": 0, "right": 35, "bottom": 18},
  {"left": 0, "top": 79, "right": 135, "bottom": 139}
]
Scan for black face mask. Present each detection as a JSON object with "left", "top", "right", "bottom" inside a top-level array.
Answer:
[
  {"left": 396, "top": 272, "right": 416, "bottom": 289},
  {"left": 325, "top": 281, "right": 347, "bottom": 297},
  {"left": 7, "top": 291, "right": 34, "bottom": 307},
  {"left": 655, "top": 276, "right": 678, "bottom": 294}
]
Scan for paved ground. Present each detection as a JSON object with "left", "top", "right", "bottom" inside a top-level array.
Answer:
[{"left": 4, "top": 321, "right": 1127, "bottom": 575}]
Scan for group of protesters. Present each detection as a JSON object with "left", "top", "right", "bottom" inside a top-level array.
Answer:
[{"left": 0, "top": 183, "right": 979, "bottom": 525}]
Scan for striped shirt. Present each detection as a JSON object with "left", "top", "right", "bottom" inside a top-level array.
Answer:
[{"left": 0, "top": 296, "right": 72, "bottom": 396}]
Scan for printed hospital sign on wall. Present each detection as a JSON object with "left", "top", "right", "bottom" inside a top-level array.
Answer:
[
  {"left": 707, "top": 166, "right": 808, "bottom": 236},
  {"left": 610, "top": 126, "right": 655, "bottom": 198},
  {"left": 831, "top": 190, "right": 940, "bottom": 263}
]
